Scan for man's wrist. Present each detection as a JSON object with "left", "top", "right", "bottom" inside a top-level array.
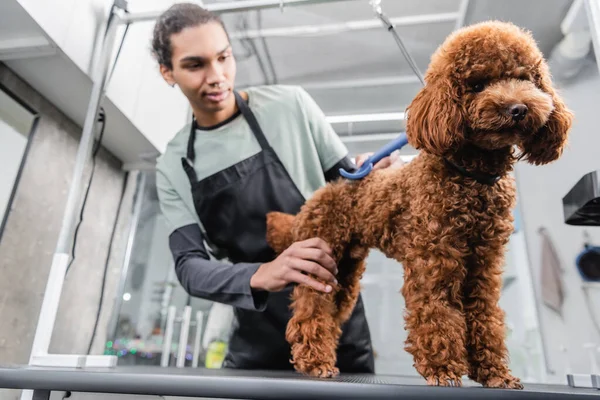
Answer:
[
  {"left": 250, "top": 264, "right": 265, "bottom": 291},
  {"left": 244, "top": 263, "right": 269, "bottom": 312}
]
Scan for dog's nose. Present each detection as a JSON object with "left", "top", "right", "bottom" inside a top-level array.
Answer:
[{"left": 509, "top": 104, "right": 528, "bottom": 121}]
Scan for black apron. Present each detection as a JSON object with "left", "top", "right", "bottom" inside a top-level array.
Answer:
[{"left": 181, "top": 91, "right": 375, "bottom": 372}]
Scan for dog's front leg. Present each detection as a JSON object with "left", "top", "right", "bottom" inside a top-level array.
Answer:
[
  {"left": 400, "top": 245, "right": 470, "bottom": 387},
  {"left": 464, "top": 238, "right": 523, "bottom": 389},
  {"left": 286, "top": 284, "right": 340, "bottom": 377}
]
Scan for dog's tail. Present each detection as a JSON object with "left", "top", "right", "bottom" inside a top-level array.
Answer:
[{"left": 266, "top": 211, "right": 295, "bottom": 254}]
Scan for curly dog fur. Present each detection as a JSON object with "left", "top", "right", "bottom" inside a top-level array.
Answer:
[{"left": 266, "top": 21, "right": 573, "bottom": 388}]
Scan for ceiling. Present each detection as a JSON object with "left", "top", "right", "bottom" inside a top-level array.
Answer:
[
  {"left": 217, "top": 0, "right": 577, "bottom": 154},
  {"left": 0, "top": 0, "right": 56, "bottom": 59},
  {"left": 0, "top": 0, "right": 582, "bottom": 162},
  {"left": 0, "top": 0, "right": 158, "bottom": 167}
]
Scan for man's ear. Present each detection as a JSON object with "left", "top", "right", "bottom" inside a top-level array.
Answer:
[{"left": 160, "top": 64, "right": 176, "bottom": 87}]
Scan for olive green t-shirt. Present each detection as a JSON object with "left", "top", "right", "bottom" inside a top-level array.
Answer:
[{"left": 155, "top": 84, "right": 349, "bottom": 235}]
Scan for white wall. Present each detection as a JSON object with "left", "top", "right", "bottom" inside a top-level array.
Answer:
[
  {"left": 515, "top": 60, "right": 600, "bottom": 382},
  {"left": 14, "top": 0, "right": 190, "bottom": 154},
  {"left": 103, "top": 0, "right": 190, "bottom": 153}
]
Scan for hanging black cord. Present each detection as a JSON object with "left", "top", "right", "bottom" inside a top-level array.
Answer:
[
  {"left": 65, "top": 107, "right": 106, "bottom": 276},
  {"left": 86, "top": 171, "right": 129, "bottom": 354},
  {"left": 65, "top": 3, "right": 130, "bottom": 277}
]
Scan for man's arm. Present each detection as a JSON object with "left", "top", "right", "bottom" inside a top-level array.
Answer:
[
  {"left": 169, "top": 223, "right": 269, "bottom": 310},
  {"left": 296, "top": 87, "right": 405, "bottom": 180},
  {"left": 296, "top": 87, "right": 350, "bottom": 176},
  {"left": 324, "top": 156, "right": 357, "bottom": 182},
  {"left": 156, "top": 170, "right": 269, "bottom": 311}
]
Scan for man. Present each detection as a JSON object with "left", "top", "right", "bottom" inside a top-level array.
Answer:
[{"left": 153, "top": 3, "right": 401, "bottom": 372}]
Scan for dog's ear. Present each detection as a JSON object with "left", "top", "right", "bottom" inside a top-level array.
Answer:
[
  {"left": 405, "top": 74, "right": 465, "bottom": 156},
  {"left": 519, "top": 62, "right": 573, "bottom": 165}
]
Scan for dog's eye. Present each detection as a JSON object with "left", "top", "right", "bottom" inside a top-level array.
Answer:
[{"left": 472, "top": 82, "right": 485, "bottom": 93}]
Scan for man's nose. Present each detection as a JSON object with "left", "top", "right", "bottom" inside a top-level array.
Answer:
[{"left": 206, "top": 62, "right": 225, "bottom": 84}]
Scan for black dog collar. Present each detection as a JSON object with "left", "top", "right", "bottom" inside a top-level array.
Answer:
[{"left": 443, "top": 159, "right": 502, "bottom": 185}]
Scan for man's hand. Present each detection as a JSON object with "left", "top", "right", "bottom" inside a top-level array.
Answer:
[
  {"left": 355, "top": 150, "right": 405, "bottom": 170},
  {"left": 250, "top": 238, "right": 338, "bottom": 293}
]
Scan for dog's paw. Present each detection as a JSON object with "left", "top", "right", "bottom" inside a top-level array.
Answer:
[
  {"left": 425, "top": 373, "right": 463, "bottom": 387},
  {"left": 293, "top": 360, "right": 339, "bottom": 378},
  {"left": 290, "top": 352, "right": 339, "bottom": 378},
  {"left": 290, "top": 341, "right": 339, "bottom": 379},
  {"left": 306, "top": 365, "right": 339, "bottom": 379},
  {"left": 482, "top": 374, "right": 523, "bottom": 389}
]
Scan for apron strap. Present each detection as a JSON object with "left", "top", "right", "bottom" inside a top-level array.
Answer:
[
  {"left": 234, "top": 91, "right": 270, "bottom": 151},
  {"left": 182, "top": 118, "right": 199, "bottom": 183},
  {"left": 181, "top": 156, "right": 199, "bottom": 183},
  {"left": 186, "top": 120, "right": 198, "bottom": 163},
  {"left": 182, "top": 91, "right": 270, "bottom": 184}
]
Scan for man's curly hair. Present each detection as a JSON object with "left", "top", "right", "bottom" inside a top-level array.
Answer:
[{"left": 151, "top": 3, "right": 229, "bottom": 69}]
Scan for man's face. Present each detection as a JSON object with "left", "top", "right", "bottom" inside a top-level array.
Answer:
[{"left": 160, "top": 22, "right": 236, "bottom": 114}]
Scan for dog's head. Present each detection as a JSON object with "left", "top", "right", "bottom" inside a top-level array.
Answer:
[{"left": 406, "top": 20, "right": 573, "bottom": 165}]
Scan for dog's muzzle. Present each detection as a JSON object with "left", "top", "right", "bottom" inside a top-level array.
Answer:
[{"left": 509, "top": 103, "right": 528, "bottom": 122}]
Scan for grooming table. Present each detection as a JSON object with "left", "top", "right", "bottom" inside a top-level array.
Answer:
[{"left": 0, "top": 366, "right": 598, "bottom": 399}]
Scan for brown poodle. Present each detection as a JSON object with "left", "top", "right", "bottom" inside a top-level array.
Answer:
[{"left": 266, "top": 20, "right": 573, "bottom": 388}]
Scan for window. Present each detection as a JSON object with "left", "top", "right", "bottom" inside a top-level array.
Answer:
[{"left": 0, "top": 84, "right": 38, "bottom": 240}]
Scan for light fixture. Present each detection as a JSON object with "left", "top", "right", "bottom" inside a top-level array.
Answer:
[
  {"left": 0, "top": 36, "right": 56, "bottom": 61},
  {"left": 340, "top": 132, "right": 404, "bottom": 143},
  {"left": 326, "top": 112, "right": 405, "bottom": 124},
  {"left": 123, "top": 293, "right": 131, "bottom": 301}
]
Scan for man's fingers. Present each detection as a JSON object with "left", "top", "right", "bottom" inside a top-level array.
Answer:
[
  {"left": 373, "top": 151, "right": 404, "bottom": 170},
  {"left": 355, "top": 152, "right": 373, "bottom": 167},
  {"left": 373, "top": 156, "right": 393, "bottom": 170},
  {"left": 288, "top": 270, "right": 333, "bottom": 293},
  {"left": 355, "top": 155, "right": 366, "bottom": 167},
  {"left": 389, "top": 150, "right": 405, "bottom": 167},
  {"left": 297, "top": 237, "right": 333, "bottom": 255},
  {"left": 290, "top": 258, "right": 337, "bottom": 283},
  {"left": 291, "top": 247, "right": 337, "bottom": 274}
]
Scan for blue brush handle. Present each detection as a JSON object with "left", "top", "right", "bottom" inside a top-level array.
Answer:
[{"left": 339, "top": 133, "right": 409, "bottom": 180}]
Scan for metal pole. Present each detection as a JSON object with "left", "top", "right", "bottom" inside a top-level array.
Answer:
[
  {"left": 176, "top": 306, "right": 192, "bottom": 368},
  {"left": 122, "top": 0, "right": 353, "bottom": 24},
  {"left": 192, "top": 311, "right": 204, "bottom": 368},
  {"left": 26, "top": 4, "right": 124, "bottom": 361},
  {"left": 370, "top": 1, "right": 425, "bottom": 86},
  {"left": 584, "top": 0, "right": 600, "bottom": 77},
  {"left": 106, "top": 172, "right": 146, "bottom": 342},
  {"left": 161, "top": 306, "right": 177, "bottom": 367}
]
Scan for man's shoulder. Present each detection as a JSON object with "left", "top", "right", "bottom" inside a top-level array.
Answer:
[
  {"left": 155, "top": 122, "right": 191, "bottom": 178},
  {"left": 247, "top": 84, "right": 308, "bottom": 110},
  {"left": 247, "top": 84, "right": 304, "bottom": 97}
]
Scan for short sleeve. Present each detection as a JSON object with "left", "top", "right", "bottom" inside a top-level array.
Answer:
[
  {"left": 156, "top": 167, "right": 198, "bottom": 235},
  {"left": 296, "top": 87, "right": 349, "bottom": 172}
]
